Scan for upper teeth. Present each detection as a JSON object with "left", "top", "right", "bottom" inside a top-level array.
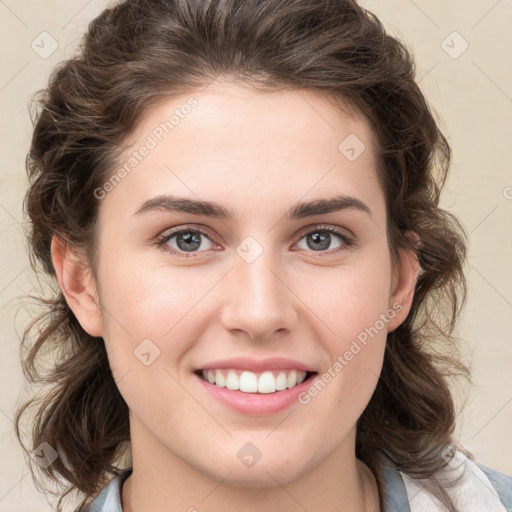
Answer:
[{"left": 201, "top": 369, "right": 308, "bottom": 394}]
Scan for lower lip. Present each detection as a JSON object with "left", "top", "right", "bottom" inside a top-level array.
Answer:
[{"left": 194, "top": 372, "right": 316, "bottom": 416}]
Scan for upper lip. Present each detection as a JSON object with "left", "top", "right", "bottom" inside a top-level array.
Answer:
[{"left": 198, "top": 357, "right": 317, "bottom": 373}]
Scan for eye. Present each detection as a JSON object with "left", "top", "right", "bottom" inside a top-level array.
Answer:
[
  {"left": 157, "top": 226, "right": 218, "bottom": 257},
  {"left": 294, "top": 225, "right": 354, "bottom": 256},
  {"left": 156, "top": 224, "right": 354, "bottom": 258}
]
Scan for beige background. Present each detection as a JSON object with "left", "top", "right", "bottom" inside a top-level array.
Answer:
[{"left": 0, "top": 0, "right": 511, "bottom": 510}]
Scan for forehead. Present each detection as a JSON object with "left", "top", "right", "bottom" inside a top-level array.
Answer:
[
  {"left": 103, "top": 81, "right": 384, "bottom": 222},
  {"left": 138, "top": 81, "right": 376, "bottom": 151}
]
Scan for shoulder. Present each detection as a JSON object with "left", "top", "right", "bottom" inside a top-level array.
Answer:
[
  {"left": 379, "top": 449, "right": 512, "bottom": 512},
  {"left": 79, "top": 469, "right": 132, "bottom": 512},
  {"left": 476, "top": 462, "right": 512, "bottom": 511}
]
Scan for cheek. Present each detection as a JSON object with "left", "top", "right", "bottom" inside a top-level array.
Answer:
[
  {"left": 300, "top": 256, "right": 393, "bottom": 342},
  {"left": 298, "top": 273, "right": 390, "bottom": 435},
  {"left": 295, "top": 251, "right": 392, "bottom": 398},
  {"left": 95, "top": 257, "right": 201, "bottom": 422},
  {"left": 97, "top": 250, "right": 210, "bottom": 337},
  {"left": 95, "top": 252, "right": 225, "bottom": 397}
]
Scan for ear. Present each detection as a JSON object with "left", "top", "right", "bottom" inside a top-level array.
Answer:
[
  {"left": 51, "top": 234, "right": 103, "bottom": 337},
  {"left": 386, "top": 231, "right": 421, "bottom": 333}
]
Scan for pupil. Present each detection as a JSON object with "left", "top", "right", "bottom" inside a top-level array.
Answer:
[
  {"left": 308, "top": 231, "right": 330, "bottom": 251},
  {"left": 177, "top": 231, "right": 201, "bottom": 251}
]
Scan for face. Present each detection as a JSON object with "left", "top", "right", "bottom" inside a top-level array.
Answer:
[{"left": 61, "top": 81, "right": 417, "bottom": 487}]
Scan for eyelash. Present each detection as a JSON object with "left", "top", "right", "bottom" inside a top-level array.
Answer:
[{"left": 156, "top": 224, "right": 355, "bottom": 259}]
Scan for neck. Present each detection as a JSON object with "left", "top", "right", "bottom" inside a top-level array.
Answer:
[{"left": 121, "top": 420, "right": 381, "bottom": 512}]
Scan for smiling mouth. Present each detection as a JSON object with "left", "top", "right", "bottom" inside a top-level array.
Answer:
[{"left": 195, "top": 368, "right": 317, "bottom": 394}]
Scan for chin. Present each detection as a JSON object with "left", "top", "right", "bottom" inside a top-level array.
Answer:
[{"left": 199, "top": 452, "right": 313, "bottom": 489}]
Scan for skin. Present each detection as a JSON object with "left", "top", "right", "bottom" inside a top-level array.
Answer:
[{"left": 52, "top": 81, "right": 419, "bottom": 512}]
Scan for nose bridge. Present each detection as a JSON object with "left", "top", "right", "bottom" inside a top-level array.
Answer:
[
  {"left": 240, "top": 251, "right": 283, "bottom": 306},
  {"left": 220, "top": 239, "right": 297, "bottom": 339}
]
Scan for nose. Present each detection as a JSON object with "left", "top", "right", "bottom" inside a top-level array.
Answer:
[{"left": 219, "top": 250, "right": 298, "bottom": 341}]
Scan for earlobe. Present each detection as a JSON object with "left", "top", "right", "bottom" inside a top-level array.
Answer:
[
  {"left": 50, "top": 234, "right": 103, "bottom": 337},
  {"left": 387, "top": 231, "right": 421, "bottom": 332}
]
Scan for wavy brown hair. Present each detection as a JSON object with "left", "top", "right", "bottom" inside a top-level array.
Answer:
[{"left": 15, "top": 0, "right": 472, "bottom": 510}]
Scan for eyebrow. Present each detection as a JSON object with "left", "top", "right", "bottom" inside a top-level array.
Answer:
[{"left": 132, "top": 194, "right": 372, "bottom": 221}]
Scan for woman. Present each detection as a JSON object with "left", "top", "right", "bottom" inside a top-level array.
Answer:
[{"left": 15, "top": 0, "right": 512, "bottom": 511}]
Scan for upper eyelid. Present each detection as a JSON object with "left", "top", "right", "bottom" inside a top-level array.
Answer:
[
  {"left": 158, "top": 224, "right": 216, "bottom": 242},
  {"left": 296, "top": 223, "right": 353, "bottom": 238}
]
